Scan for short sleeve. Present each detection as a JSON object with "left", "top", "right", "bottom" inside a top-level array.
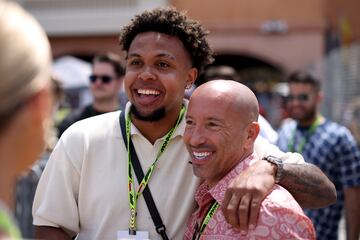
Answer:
[
  {"left": 32, "top": 134, "right": 81, "bottom": 237},
  {"left": 255, "top": 135, "right": 305, "bottom": 164}
]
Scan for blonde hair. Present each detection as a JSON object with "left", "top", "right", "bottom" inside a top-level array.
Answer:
[{"left": 0, "top": 1, "right": 51, "bottom": 119}]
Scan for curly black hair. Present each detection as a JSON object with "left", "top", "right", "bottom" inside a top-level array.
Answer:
[{"left": 119, "top": 7, "right": 214, "bottom": 74}]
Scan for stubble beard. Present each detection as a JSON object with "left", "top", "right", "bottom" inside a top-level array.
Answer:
[
  {"left": 130, "top": 104, "right": 166, "bottom": 122},
  {"left": 292, "top": 108, "right": 317, "bottom": 126}
]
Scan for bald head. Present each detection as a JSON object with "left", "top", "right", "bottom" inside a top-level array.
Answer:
[
  {"left": 184, "top": 80, "right": 260, "bottom": 187},
  {"left": 191, "top": 80, "right": 259, "bottom": 124}
]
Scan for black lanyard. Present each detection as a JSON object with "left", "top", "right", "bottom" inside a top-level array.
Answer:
[{"left": 125, "top": 105, "right": 185, "bottom": 233}]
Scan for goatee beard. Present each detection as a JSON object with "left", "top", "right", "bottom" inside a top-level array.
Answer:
[
  {"left": 295, "top": 109, "right": 317, "bottom": 126},
  {"left": 130, "top": 105, "right": 166, "bottom": 122}
]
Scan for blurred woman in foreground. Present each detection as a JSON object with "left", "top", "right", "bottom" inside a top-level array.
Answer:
[{"left": 0, "top": 1, "right": 52, "bottom": 238}]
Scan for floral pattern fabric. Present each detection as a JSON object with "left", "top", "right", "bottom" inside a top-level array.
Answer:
[{"left": 184, "top": 154, "right": 316, "bottom": 240}]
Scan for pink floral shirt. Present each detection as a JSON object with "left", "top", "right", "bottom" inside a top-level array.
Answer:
[{"left": 184, "top": 154, "right": 316, "bottom": 240}]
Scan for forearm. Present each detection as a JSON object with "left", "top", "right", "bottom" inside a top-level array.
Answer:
[
  {"left": 35, "top": 226, "right": 73, "bottom": 240},
  {"left": 344, "top": 186, "right": 360, "bottom": 240},
  {"left": 279, "top": 163, "right": 336, "bottom": 208}
]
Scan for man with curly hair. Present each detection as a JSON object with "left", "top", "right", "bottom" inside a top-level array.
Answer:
[{"left": 33, "top": 7, "right": 335, "bottom": 240}]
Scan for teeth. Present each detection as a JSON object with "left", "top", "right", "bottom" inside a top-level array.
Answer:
[
  {"left": 138, "top": 89, "right": 160, "bottom": 95},
  {"left": 193, "top": 151, "right": 211, "bottom": 160}
]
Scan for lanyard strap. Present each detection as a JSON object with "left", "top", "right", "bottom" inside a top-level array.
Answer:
[
  {"left": 192, "top": 201, "right": 220, "bottom": 240},
  {"left": 288, "top": 115, "right": 321, "bottom": 153},
  {"left": 126, "top": 105, "right": 186, "bottom": 233},
  {"left": 119, "top": 112, "right": 168, "bottom": 239}
]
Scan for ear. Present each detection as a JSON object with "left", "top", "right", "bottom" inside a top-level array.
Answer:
[
  {"left": 246, "top": 121, "right": 260, "bottom": 147},
  {"left": 26, "top": 87, "right": 52, "bottom": 124},
  {"left": 185, "top": 68, "right": 198, "bottom": 89},
  {"left": 317, "top": 91, "right": 324, "bottom": 104}
]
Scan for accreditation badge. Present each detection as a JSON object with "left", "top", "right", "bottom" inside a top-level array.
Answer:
[{"left": 117, "top": 230, "right": 149, "bottom": 240}]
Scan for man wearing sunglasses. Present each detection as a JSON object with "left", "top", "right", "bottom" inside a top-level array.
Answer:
[
  {"left": 57, "top": 53, "right": 127, "bottom": 137},
  {"left": 276, "top": 71, "right": 360, "bottom": 240}
]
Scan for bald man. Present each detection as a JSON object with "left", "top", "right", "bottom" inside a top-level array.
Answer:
[{"left": 184, "top": 80, "right": 316, "bottom": 239}]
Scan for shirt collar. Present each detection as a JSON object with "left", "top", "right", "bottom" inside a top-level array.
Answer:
[{"left": 194, "top": 153, "right": 258, "bottom": 206}]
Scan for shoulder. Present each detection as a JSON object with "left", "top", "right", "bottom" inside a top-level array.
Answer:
[
  {"left": 50, "top": 111, "right": 124, "bottom": 175},
  {"left": 57, "top": 105, "right": 92, "bottom": 136},
  {"left": 251, "top": 185, "right": 316, "bottom": 238},
  {"left": 258, "top": 115, "right": 278, "bottom": 144},
  {"left": 255, "top": 136, "right": 304, "bottom": 162},
  {"left": 263, "top": 185, "right": 304, "bottom": 211},
  {"left": 61, "top": 110, "right": 122, "bottom": 144},
  {"left": 323, "top": 121, "right": 351, "bottom": 135},
  {"left": 321, "top": 121, "right": 357, "bottom": 145}
]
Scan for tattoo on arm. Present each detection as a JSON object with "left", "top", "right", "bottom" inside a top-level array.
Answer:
[{"left": 279, "top": 163, "right": 336, "bottom": 208}]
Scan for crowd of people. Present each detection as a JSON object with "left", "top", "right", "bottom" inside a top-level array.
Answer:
[{"left": 1, "top": 2, "right": 359, "bottom": 240}]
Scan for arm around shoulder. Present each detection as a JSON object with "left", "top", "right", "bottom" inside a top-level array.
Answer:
[
  {"left": 255, "top": 137, "right": 336, "bottom": 208},
  {"left": 279, "top": 161, "right": 336, "bottom": 208},
  {"left": 222, "top": 139, "right": 336, "bottom": 231}
]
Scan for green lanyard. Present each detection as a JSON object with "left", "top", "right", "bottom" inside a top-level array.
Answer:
[
  {"left": 288, "top": 115, "right": 321, "bottom": 153},
  {"left": 192, "top": 201, "right": 220, "bottom": 240},
  {"left": 126, "top": 105, "right": 186, "bottom": 234}
]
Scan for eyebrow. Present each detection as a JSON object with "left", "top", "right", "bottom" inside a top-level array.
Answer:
[
  {"left": 207, "top": 117, "right": 225, "bottom": 123},
  {"left": 157, "top": 53, "right": 176, "bottom": 60},
  {"left": 126, "top": 53, "right": 139, "bottom": 60},
  {"left": 186, "top": 116, "right": 224, "bottom": 123},
  {"left": 126, "top": 52, "right": 176, "bottom": 60}
]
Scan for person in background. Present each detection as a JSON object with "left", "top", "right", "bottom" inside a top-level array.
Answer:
[
  {"left": 203, "top": 65, "right": 278, "bottom": 143},
  {"left": 184, "top": 80, "right": 315, "bottom": 239},
  {"left": 33, "top": 7, "right": 335, "bottom": 240},
  {"left": 57, "top": 52, "right": 127, "bottom": 137},
  {"left": 0, "top": 1, "right": 53, "bottom": 238},
  {"left": 14, "top": 75, "right": 64, "bottom": 239},
  {"left": 276, "top": 71, "right": 360, "bottom": 240}
]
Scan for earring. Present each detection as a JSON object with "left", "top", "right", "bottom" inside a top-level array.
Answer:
[{"left": 186, "top": 84, "right": 192, "bottom": 89}]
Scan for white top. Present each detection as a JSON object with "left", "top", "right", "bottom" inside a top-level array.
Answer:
[
  {"left": 258, "top": 114, "right": 278, "bottom": 144},
  {"left": 33, "top": 101, "right": 303, "bottom": 240}
]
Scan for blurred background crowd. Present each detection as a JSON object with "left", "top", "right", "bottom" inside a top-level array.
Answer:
[
  {"left": 12, "top": 0, "right": 359, "bottom": 130},
  {"left": 2, "top": 0, "right": 360, "bottom": 239}
]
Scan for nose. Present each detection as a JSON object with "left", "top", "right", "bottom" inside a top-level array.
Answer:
[
  {"left": 185, "top": 125, "right": 206, "bottom": 148},
  {"left": 138, "top": 66, "right": 155, "bottom": 81},
  {"left": 90, "top": 78, "right": 102, "bottom": 87},
  {"left": 287, "top": 98, "right": 302, "bottom": 107}
]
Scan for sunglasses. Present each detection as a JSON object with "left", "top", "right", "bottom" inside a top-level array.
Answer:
[
  {"left": 89, "top": 74, "right": 114, "bottom": 84},
  {"left": 287, "top": 94, "right": 310, "bottom": 102}
]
